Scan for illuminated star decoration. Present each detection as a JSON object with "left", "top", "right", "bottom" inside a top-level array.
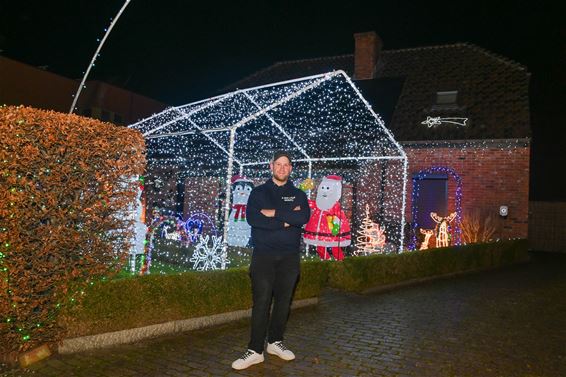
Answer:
[{"left": 421, "top": 116, "right": 468, "bottom": 128}]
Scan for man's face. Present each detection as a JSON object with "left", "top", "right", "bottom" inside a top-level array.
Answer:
[{"left": 270, "top": 156, "right": 292, "bottom": 184}]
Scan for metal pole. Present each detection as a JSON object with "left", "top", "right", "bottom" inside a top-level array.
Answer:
[{"left": 221, "top": 128, "right": 237, "bottom": 268}]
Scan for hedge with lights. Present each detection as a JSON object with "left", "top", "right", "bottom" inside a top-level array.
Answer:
[
  {"left": 0, "top": 106, "right": 145, "bottom": 354},
  {"left": 60, "top": 259, "right": 329, "bottom": 337},
  {"left": 57, "top": 240, "right": 527, "bottom": 339},
  {"left": 328, "top": 239, "right": 528, "bottom": 293}
]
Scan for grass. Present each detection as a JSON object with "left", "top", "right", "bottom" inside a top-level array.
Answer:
[{"left": 117, "top": 240, "right": 322, "bottom": 278}]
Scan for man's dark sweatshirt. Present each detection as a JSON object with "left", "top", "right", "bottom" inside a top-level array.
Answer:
[{"left": 246, "top": 179, "right": 310, "bottom": 255}]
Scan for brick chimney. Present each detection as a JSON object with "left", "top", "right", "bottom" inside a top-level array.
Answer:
[{"left": 354, "top": 31, "right": 382, "bottom": 80}]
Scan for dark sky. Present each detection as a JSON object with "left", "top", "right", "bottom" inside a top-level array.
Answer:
[{"left": 1, "top": 0, "right": 564, "bottom": 199}]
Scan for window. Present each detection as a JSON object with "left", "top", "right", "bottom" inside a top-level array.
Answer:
[
  {"left": 436, "top": 91, "right": 458, "bottom": 105},
  {"left": 81, "top": 108, "right": 92, "bottom": 117},
  {"left": 114, "top": 114, "right": 123, "bottom": 124}
]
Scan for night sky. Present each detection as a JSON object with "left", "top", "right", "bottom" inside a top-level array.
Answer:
[{"left": 0, "top": 0, "right": 564, "bottom": 199}]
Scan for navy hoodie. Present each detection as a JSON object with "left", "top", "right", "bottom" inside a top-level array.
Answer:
[{"left": 246, "top": 179, "right": 310, "bottom": 255}]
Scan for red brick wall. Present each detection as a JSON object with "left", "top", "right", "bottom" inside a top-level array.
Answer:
[
  {"left": 403, "top": 140, "right": 530, "bottom": 239},
  {"left": 354, "top": 32, "right": 382, "bottom": 80}
]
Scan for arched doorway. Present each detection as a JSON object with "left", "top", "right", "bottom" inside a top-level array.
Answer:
[{"left": 410, "top": 167, "right": 462, "bottom": 249}]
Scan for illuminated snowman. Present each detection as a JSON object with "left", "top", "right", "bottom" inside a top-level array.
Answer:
[{"left": 226, "top": 176, "right": 254, "bottom": 247}]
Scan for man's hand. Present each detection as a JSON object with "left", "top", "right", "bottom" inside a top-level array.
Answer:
[
  {"left": 293, "top": 206, "right": 301, "bottom": 211},
  {"left": 260, "top": 209, "right": 275, "bottom": 217},
  {"left": 284, "top": 222, "right": 290, "bottom": 227}
]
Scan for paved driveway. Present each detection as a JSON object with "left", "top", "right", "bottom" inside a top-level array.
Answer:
[{"left": 4, "top": 252, "right": 565, "bottom": 377}]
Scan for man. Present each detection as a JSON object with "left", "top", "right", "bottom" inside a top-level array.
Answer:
[{"left": 231, "top": 150, "right": 311, "bottom": 370}]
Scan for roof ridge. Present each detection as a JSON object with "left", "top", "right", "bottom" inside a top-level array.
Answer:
[
  {"left": 222, "top": 53, "right": 353, "bottom": 92},
  {"left": 273, "top": 53, "right": 354, "bottom": 66},
  {"left": 382, "top": 43, "right": 528, "bottom": 72},
  {"left": 222, "top": 42, "right": 528, "bottom": 92},
  {"left": 463, "top": 44, "right": 528, "bottom": 72}
]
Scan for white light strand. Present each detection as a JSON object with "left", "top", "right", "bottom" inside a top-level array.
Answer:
[
  {"left": 421, "top": 116, "right": 468, "bottom": 128},
  {"left": 136, "top": 71, "right": 411, "bottom": 268},
  {"left": 69, "top": 0, "right": 133, "bottom": 114}
]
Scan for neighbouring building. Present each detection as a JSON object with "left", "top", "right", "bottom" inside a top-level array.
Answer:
[{"left": 0, "top": 55, "right": 167, "bottom": 125}]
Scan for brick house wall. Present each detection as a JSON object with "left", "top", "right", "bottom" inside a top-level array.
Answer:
[{"left": 403, "top": 139, "right": 530, "bottom": 240}]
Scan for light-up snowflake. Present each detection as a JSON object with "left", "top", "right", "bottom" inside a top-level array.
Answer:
[{"left": 189, "top": 235, "right": 229, "bottom": 271}]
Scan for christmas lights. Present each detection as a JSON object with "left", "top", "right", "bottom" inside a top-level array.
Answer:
[
  {"left": 431, "top": 212, "right": 457, "bottom": 247},
  {"left": 419, "top": 229, "right": 434, "bottom": 250},
  {"left": 354, "top": 204, "right": 387, "bottom": 255},
  {"left": 421, "top": 116, "right": 468, "bottom": 128},
  {"left": 190, "top": 235, "right": 229, "bottom": 271},
  {"left": 130, "top": 71, "right": 410, "bottom": 268},
  {"left": 70, "top": 0, "right": 133, "bottom": 113},
  {"left": 410, "top": 167, "right": 463, "bottom": 250}
]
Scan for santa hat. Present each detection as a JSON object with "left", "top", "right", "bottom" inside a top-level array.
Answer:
[
  {"left": 325, "top": 175, "right": 342, "bottom": 181},
  {"left": 231, "top": 175, "right": 253, "bottom": 184}
]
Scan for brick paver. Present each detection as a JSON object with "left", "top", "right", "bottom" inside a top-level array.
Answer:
[{"left": 3, "top": 252, "right": 565, "bottom": 377}]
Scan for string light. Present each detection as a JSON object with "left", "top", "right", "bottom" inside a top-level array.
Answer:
[
  {"left": 410, "top": 166, "right": 463, "bottom": 250},
  {"left": 421, "top": 116, "right": 468, "bottom": 128},
  {"left": 130, "top": 71, "right": 409, "bottom": 265},
  {"left": 69, "top": 0, "right": 133, "bottom": 113}
]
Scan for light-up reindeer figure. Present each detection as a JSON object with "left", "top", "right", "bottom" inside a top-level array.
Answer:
[
  {"left": 430, "top": 212, "right": 457, "bottom": 248},
  {"left": 419, "top": 228, "right": 435, "bottom": 250}
]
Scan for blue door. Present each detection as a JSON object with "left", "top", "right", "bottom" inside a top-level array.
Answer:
[{"left": 414, "top": 174, "right": 448, "bottom": 230}]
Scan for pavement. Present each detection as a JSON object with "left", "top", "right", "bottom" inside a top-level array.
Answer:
[{"left": 3, "top": 251, "right": 565, "bottom": 377}]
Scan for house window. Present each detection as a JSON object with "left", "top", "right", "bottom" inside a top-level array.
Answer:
[
  {"left": 81, "top": 108, "right": 92, "bottom": 117},
  {"left": 436, "top": 91, "right": 458, "bottom": 105},
  {"left": 114, "top": 114, "right": 123, "bottom": 124},
  {"left": 413, "top": 174, "right": 448, "bottom": 230}
]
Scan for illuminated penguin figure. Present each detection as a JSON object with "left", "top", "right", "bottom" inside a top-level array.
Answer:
[
  {"left": 303, "top": 175, "right": 351, "bottom": 260},
  {"left": 226, "top": 176, "right": 254, "bottom": 247}
]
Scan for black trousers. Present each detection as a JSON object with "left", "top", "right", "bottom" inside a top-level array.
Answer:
[{"left": 248, "top": 252, "right": 300, "bottom": 354}]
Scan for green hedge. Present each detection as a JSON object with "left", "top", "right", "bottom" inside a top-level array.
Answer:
[
  {"left": 61, "top": 260, "right": 328, "bottom": 337},
  {"left": 61, "top": 240, "right": 527, "bottom": 337},
  {"left": 328, "top": 239, "right": 529, "bottom": 293}
]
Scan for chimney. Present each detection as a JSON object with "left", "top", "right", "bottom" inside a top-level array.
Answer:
[{"left": 353, "top": 31, "right": 382, "bottom": 80}]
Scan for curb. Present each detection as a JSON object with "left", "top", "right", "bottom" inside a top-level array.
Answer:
[{"left": 58, "top": 297, "right": 318, "bottom": 354}]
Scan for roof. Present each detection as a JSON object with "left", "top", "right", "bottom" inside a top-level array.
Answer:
[{"left": 221, "top": 43, "right": 531, "bottom": 141}]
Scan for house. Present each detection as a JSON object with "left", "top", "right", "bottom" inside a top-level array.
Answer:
[
  {"left": 221, "top": 32, "right": 531, "bottom": 247},
  {"left": 0, "top": 55, "right": 167, "bottom": 125}
]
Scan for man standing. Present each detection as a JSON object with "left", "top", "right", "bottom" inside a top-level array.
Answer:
[{"left": 231, "top": 151, "right": 310, "bottom": 370}]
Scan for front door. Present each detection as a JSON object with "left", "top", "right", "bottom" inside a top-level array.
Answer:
[{"left": 414, "top": 174, "right": 448, "bottom": 230}]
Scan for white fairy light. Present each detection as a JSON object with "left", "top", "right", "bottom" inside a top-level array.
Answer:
[
  {"left": 130, "top": 71, "right": 410, "bottom": 269},
  {"left": 69, "top": 0, "right": 133, "bottom": 113}
]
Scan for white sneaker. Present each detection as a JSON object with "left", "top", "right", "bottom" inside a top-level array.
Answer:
[
  {"left": 267, "top": 341, "right": 295, "bottom": 361},
  {"left": 231, "top": 349, "right": 264, "bottom": 370}
]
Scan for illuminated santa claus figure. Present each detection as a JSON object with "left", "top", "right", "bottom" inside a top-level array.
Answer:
[
  {"left": 227, "top": 175, "right": 254, "bottom": 247},
  {"left": 303, "top": 175, "right": 351, "bottom": 260}
]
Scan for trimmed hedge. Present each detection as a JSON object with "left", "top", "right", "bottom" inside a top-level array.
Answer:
[
  {"left": 328, "top": 239, "right": 529, "bottom": 293},
  {"left": 60, "top": 259, "right": 328, "bottom": 337},
  {"left": 0, "top": 106, "right": 145, "bottom": 353},
  {"left": 60, "top": 240, "right": 528, "bottom": 338}
]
